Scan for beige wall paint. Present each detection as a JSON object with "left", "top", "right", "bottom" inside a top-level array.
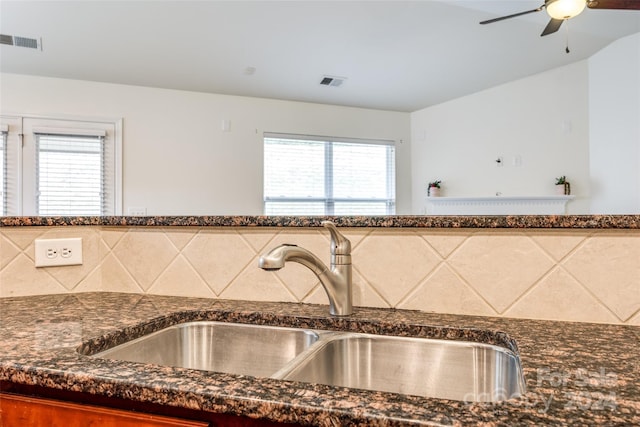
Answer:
[{"left": 2, "top": 225, "right": 639, "bottom": 326}]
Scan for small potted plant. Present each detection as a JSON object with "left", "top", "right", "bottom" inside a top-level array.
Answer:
[
  {"left": 428, "top": 180, "right": 442, "bottom": 197},
  {"left": 555, "top": 176, "right": 571, "bottom": 195}
]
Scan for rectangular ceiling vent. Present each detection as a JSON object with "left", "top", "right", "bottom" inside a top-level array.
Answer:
[
  {"left": 320, "top": 76, "right": 346, "bottom": 87},
  {"left": 0, "top": 34, "right": 13, "bottom": 45},
  {"left": 0, "top": 34, "right": 41, "bottom": 50}
]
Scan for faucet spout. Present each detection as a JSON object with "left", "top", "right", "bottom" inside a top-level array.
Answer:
[
  {"left": 258, "top": 244, "right": 327, "bottom": 275},
  {"left": 258, "top": 222, "right": 353, "bottom": 316}
]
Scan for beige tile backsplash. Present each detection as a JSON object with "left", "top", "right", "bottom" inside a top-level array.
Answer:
[{"left": 1, "top": 226, "right": 639, "bottom": 325}]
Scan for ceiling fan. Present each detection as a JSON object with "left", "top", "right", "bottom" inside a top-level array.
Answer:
[{"left": 480, "top": 0, "right": 640, "bottom": 37}]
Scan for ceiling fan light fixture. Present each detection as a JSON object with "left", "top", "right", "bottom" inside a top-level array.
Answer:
[{"left": 546, "top": 0, "right": 587, "bottom": 19}]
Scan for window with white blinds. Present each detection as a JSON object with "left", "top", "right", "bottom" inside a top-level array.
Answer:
[
  {"left": 264, "top": 133, "right": 396, "bottom": 215},
  {"left": 0, "top": 115, "right": 121, "bottom": 216},
  {"left": 35, "top": 132, "right": 105, "bottom": 216}
]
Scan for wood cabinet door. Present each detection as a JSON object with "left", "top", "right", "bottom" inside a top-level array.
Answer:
[{"left": 0, "top": 393, "right": 209, "bottom": 427}]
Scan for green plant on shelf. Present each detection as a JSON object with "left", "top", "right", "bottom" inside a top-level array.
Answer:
[{"left": 428, "top": 180, "right": 441, "bottom": 197}]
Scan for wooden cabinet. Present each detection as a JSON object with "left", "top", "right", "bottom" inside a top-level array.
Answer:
[{"left": 0, "top": 393, "right": 208, "bottom": 427}]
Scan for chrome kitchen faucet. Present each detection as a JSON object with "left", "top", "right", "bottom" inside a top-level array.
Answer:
[{"left": 258, "top": 221, "right": 353, "bottom": 316}]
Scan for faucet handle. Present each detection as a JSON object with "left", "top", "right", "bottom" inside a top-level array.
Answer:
[{"left": 322, "top": 221, "right": 351, "bottom": 255}]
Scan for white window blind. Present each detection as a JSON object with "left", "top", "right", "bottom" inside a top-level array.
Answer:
[
  {"left": 264, "top": 133, "right": 396, "bottom": 215},
  {"left": 35, "top": 131, "right": 105, "bottom": 216}
]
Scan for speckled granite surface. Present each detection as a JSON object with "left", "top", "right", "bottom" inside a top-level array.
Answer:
[
  {"left": 1, "top": 293, "right": 639, "bottom": 426},
  {"left": 3, "top": 214, "right": 640, "bottom": 228}
]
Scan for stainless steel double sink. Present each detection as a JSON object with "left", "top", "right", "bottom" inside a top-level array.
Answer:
[{"left": 91, "top": 321, "right": 525, "bottom": 402}]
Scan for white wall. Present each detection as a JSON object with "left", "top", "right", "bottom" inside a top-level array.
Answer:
[
  {"left": 410, "top": 61, "right": 591, "bottom": 214},
  {"left": 0, "top": 74, "right": 412, "bottom": 215},
  {"left": 589, "top": 32, "right": 640, "bottom": 214},
  {"left": 6, "top": 33, "right": 639, "bottom": 218}
]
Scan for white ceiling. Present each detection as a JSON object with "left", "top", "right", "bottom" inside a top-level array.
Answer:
[{"left": 1, "top": 1, "right": 639, "bottom": 112}]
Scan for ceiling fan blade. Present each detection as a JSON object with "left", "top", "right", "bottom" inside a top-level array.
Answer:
[
  {"left": 479, "top": 6, "right": 545, "bottom": 25},
  {"left": 541, "top": 18, "right": 564, "bottom": 36},
  {"left": 587, "top": 0, "right": 640, "bottom": 10}
]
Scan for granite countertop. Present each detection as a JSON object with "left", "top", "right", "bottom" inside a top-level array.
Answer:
[
  {"left": 3, "top": 214, "right": 640, "bottom": 229},
  {"left": 1, "top": 293, "right": 639, "bottom": 426}
]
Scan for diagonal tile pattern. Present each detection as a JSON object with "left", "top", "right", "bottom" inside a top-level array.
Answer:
[
  {"left": 182, "top": 229, "right": 257, "bottom": 295},
  {"left": 0, "top": 253, "right": 68, "bottom": 297},
  {"left": 354, "top": 230, "right": 441, "bottom": 306},
  {"left": 398, "top": 264, "right": 495, "bottom": 316},
  {"left": 112, "top": 229, "right": 179, "bottom": 291},
  {"left": 417, "top": 230, "right": 469, "bottom": 258},
  {"left": 529, "top": 231, "right": 587, "bottom": 261},
  {"left": 448, "top": 233, "right": 555, "bottom": 313},
  {"left": 563, "top": 234, "right": 640, "bottom": 321},
  {"left": 504, "top": 267, "right": 619, "bottom": 323},
  {"left": 220, "top": 261, "right": 297, "bottom": 302},
  {"left": 148, "top": 254, "right": 215, "bottom": 298},
  {"left": 1, "top": 226, "right": 639, "bottom": 325},
  {"left": 0, "top": 235, "right": 21, "bottom": 270}
]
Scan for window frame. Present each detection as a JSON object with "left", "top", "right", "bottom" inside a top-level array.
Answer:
[
  {"left": 0, "top": 124, "right": 7, "bottom": 215},
  {"left": 263, "top": 132, "right": 396, "bottom": 216},
  {"left": 0, "top": 116, "right": 23, "bottom": 216},
  {"left": 0, "top": 114, "right": 122, "bottom": 216}
]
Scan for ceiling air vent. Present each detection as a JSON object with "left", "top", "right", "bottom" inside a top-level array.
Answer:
[
  {"left": 320, "top": 76, "right": 346, "bottom": 87},
  {"left": 0, "top": 34, "right": 13, "bottom": 45},
  {"left": 0, "top": 34, "right": 41, "bottom": 50}
]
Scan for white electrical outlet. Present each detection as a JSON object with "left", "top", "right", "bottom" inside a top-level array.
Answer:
[
  {"left": 128, "top": 207, "right": 147, "bottom": 216},
  {"left": 513, "top": 155, "right": 523, "bottom": 167},
  {"left": 35, "top": 238, "right": 83, "bottom": 267}
]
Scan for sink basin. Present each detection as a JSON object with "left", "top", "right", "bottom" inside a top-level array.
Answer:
[
  {"left": 92, "top": 321, "right": 319, "bottom": 378},
  {"left": 90, "top": 321, "right": 524, "bottom": 402},
  {"left": 278, "top": 334, "right": 525, "bottom": 402}
]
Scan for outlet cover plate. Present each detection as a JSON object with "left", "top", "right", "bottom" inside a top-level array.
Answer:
[
  {"left": 128, "top": 207, "right": 147, "bottom": 216},
  {"left": 35, "top": 237, "right": 83, "bottom": 267}
]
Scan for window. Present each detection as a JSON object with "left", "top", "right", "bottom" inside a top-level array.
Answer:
[
  {"left": 0, "top": 116, "right": 122, "bottom": 216},
  {"left": 35, "top": 132, "right": 105, "bottom": 216},
  {"left": 264, "top": 133, "right": 395, "bottom": 215}
]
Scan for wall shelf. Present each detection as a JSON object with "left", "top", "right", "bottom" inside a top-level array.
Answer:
[{"left": 425, "top": 196, "right": 575, "bottom": 215}]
